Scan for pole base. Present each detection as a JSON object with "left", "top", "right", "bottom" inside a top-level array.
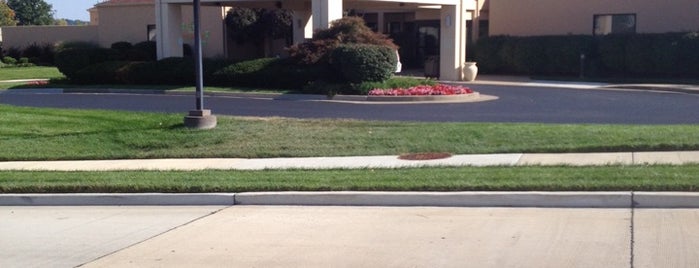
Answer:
[{"left": 184, "top": 109, "right": 217, "bottom": 129}]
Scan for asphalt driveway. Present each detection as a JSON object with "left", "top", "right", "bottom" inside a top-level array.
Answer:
[{"left": 2, "top": 84, "right": 699, "bottom": 124}]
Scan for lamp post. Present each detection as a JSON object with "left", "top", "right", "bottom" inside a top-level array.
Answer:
[{"left": 183, "top": 0, "right": 217, "bottom": 129}]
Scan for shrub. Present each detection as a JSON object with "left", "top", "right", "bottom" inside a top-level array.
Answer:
[
  {"left": 302, "top": 80, "right": 353, "bottom": 95},
  {"left": 124, "top": 58, "right": 191, "bottom": 85},
  {"left": 40, "top": 43, "right": 56, "bottom": 65},
  {"left": 354, "top": 77, "right": 436, "bottom": 95},
  {"left": 5, "top": 46, "right": 21, "bottom": 60},
  {"left": 474, "top": 36, "right": 507, "bottom": 73},
  {"left": 54, "top": 46, "right": 115, "bottom": 80},
  {"left": 214, "top": 57, "right": 282, "bottom": 87},
  {"left": 473, "top": 33, "right": 698, "bottom": 78},
  {"left": 330, "top": 44, "right": 396, "bottom": 83},
  {"left": 183, "top": 43, "right": 193, "bottom": 57},
  {"left": 2, "top": 56, "right": 16, "bottom": 65},
  {"left": 213, "top": 57, "right": 321, "bottom": 89},
  {"left": 56, "top": 41, "right": 100, "bottom": 52},
  {"left": 539, "top": 36, "right": 593, "bottom": 75},
  {"left": 73, "top": 61, "right": 133, "bottom": 84},
  {"left": 110, "top": 41, "right": 133, "bottom": 51},
  {"left": 288, "top": 16, "right": 398, "bottom": 65},
  {"left": 120, "top": 57, "right": 233, "bottom": 85},
  {"left": 129, "top": 41, "right": 157, "bottom": 61},
  {"left": 21, "top": 43, "right": 43, "bottom": 60}
]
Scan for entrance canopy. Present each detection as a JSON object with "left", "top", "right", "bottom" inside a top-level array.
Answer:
[{"left": 156, "top": 0, "right": 475, "bottom": 80}]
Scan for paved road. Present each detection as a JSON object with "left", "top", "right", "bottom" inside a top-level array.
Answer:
[
  {"left": 2, "top": 85, "right": 699, "bottom": 124},
  {"left": 2, "top": 206, "right": 698, "bottom": 267}
]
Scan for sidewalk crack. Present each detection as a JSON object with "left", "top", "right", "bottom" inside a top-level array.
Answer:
[{"left": 630, "top": 191, "right": 636, "bottom": 268}]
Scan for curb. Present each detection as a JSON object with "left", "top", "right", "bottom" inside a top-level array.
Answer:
[
  {"left": 1, "top": 192, "right": 698, "bottom": 208},
  {"left": 0, "top": 193, "right": 236, "bottom": 206},
  {"left": 234, "top": 191, "right": 632, "bottom": 208},
  {"left": 634, "top": 192, "right": 699, "bottom": 208},
  {"left": 601, "top": 85, "right": 699, "bottom": 95}
]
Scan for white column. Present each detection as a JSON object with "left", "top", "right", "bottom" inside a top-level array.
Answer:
[
  {"left": 283, "top": 0, "right": 313, "bottom": 44},
  {"left": 312, "top": 0, "right": 342, "bottom": 31},
  {"left": 439, "top": 4, "right": 465, "bottom": 81},
  {"left": 156, "top": 1, "right": 183, "bottom": 59},
  {"left": 292, "top": 10, "right": 313, "bottom": 44},
  {"left": 377, "top": 12, "right": 385, "bottom": 33}
]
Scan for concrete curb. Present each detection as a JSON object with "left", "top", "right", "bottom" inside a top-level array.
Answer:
[
  {"left": 602, "top": 85, "right": 699, "bottom": 95},
  {"left": 634, "top": 192, "right": 699, "bottom": 208},
  {"left": 2, "top": 192, "right": 698, "bottom": 208},
  {"left": 0, "top": 193, "right": 236, "bottom": 206},
  {"left": 235, "top": 191, "right": 633, "bottom": 208}
]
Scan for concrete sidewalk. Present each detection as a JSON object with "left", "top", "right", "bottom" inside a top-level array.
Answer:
[
  {"left": 1, "top": 151, "right": 698, "bottom": 171},
  {"left": 83, "top": 206, "right": 699, "bottom": 268},
  {"left": 3, "top": 205, "right": 698, "bottom": 267}
]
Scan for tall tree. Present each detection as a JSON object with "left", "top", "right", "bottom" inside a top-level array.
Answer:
[
  {"left": 225, "top": 7, "right": 292, "bottom": 57},
  {"left": 0, "top": 0, "right": 16, "bottom": 26},
  {"left": 7, "top": 0, "right": 53, "bottom": 26}
]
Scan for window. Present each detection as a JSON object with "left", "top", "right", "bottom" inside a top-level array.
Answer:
[{"left": 593, "top": 14, "right": 636, "bottom": 35}]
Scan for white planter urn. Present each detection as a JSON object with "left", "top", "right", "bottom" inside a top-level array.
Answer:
[{"left": 462, "top": 62, "right": 478, "bottom": 81}]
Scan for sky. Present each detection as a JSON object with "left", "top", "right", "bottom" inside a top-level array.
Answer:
[{"left": 45, "top": 0, "right": 97, "bottom": 21}]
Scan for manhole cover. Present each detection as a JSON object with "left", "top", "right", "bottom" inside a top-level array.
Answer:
[{"left": 398, "top": 152, "right": 453, "bottom": 161}]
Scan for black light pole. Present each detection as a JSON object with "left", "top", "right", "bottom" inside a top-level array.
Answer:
[
  {"left": 193, "top": 0, "right": 204, "bottom": 110},
  {"left": 184, "top": 0, "right": 217, "bottom": 129}
]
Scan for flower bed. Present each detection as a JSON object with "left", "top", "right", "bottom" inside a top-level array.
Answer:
[
  {"left": 26, "top": 80, "right": 49, "bottom": 86},
  {"left": 368, "top": 84, "right": 473, "bottom": 96}
]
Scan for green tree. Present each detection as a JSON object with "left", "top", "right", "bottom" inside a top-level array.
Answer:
[
  {"left": 225, "top": 7, "right": 292, "bottom": 57},
  {"left": 7, "top": 0, "right": 53, "bottom": 26},
  {"left": 0, "top": 0, "right": 16, "bottom": 26},
  {"left": 54, "top": 18, "right": 67, "bottom": 25},
  {"left": 288, "top": 16, "right": 398, "bottom": 65}
]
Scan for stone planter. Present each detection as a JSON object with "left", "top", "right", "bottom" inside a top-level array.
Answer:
[{"left": 462, "top": 62, "right": 478, "bottom": 81}]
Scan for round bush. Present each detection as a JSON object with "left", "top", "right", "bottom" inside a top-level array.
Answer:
[
  {"left": 330, "top": 44, "right": 396, "bottom": 83},
  {"left": 54, "top": 47, "right": 113, "bottom": 80},
  {"left": 111, "top": 41, "right": 133, "bottom": 51},
  {"left": 129, "top": 41, "right": 157, "bottom": 61},
  {"left": 2, "top": 56, "right": 17, "bottom": 65}
]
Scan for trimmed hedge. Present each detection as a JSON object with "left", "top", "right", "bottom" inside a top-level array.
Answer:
[
  {"left": 54, "top": 47, "right": 116, "bottom": 79},
  {"left": 474, "top": 32, "right": 699, "bottom": 78},
  {"left": 70, "top": 57, "right": 232, "bottom": 86},
  {"left": 55, "top": 41, "right": 162, "bottom": 81},
  {"left": 330, "top": 44, "right": 396, "bottom": 83},
  {"left": 213, "top": 57, "right": 324, "bottom": 89},
  {"left": 73, "top": 61, "right": 133, "bottom": 84}
]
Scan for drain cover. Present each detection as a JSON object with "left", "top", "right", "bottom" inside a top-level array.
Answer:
[{"left": 398, "top": 152, "right": 453, "bottom": 161}]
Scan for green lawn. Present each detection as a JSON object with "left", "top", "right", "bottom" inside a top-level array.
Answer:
[
  {"left": 1, "top": 165, "right": 697, "bottom": 193},
  {"left": 2, "top": 104, "right": 699, "bottom": 161},
  {"left": 0, "top": 66, "right": 65, "bottom": 81},
  {"left": 2, "top": 105, "right": 698, "bottom": 193}
]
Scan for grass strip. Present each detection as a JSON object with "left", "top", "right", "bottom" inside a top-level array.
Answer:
[
  {"left": 1, "top": 165, "right": 698, "bottom": 193},
  {"left": 2, "top": 104, "right": 699, "bottom": 160},
  {"left": 0, "top": 66, "right": 64, "bottom": 81}
]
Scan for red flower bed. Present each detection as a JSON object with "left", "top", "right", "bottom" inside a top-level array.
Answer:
[
  {"left": 26, "top": 80, "right": 49, "bottom": 86},
  {"left": 368, "top": 84, "right": 473, "bottom": 96}
]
